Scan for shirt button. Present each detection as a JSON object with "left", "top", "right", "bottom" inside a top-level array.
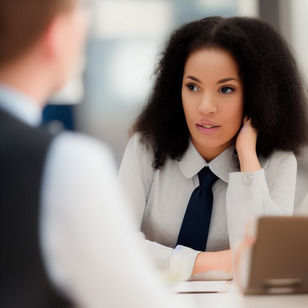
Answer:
[{"left": 244, "top": 174, "right": 253, "bottom": 184}]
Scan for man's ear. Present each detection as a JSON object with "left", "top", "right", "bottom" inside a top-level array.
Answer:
[{"left": 41, "top": 13, "right": 67, "bottom": 60}]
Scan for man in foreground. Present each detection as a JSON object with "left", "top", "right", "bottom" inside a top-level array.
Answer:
[{"left": 0, "top": 1, "right": 191, "bottom": 307}]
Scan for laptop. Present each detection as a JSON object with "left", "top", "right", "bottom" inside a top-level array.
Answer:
[{"left": 236, "top": 215, "right": 308, "bottom": 294}]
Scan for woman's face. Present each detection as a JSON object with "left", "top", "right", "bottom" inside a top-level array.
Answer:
[{"left": 182, "top": 48, "right": 244, "bottom": 161}]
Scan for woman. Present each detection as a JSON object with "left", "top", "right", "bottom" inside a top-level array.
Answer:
[{"left": 118, "top": 16, "right": 308, "bottom": 281}]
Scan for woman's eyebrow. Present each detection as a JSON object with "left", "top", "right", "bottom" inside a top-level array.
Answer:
[
  {"left": 184, "top": 76, "right": 240, "bottom": 84},
  {"left": 217, "top": 77, "right": 239, "bottom": 84},
  {"left": 185, "top": 75, "right": 201, "bottom": 83}
]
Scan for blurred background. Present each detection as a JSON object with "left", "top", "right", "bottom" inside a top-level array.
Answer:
[{"left": 44, "top": 0, "right": 308, "bottom": 208}]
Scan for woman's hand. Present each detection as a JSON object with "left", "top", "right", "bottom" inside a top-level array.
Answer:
[
  {"left": 192, "top": 249, "right": 233, "bottom": 276},
  {"left": 236, "top": 116, "right": 261, "bottom": 172}
]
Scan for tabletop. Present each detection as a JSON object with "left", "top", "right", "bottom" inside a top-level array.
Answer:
[{"left": 175, "top": 281, "right": 308, "bottom": 308}]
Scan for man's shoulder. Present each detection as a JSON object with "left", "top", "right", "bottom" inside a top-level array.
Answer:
[
  {"left": 0, "top": 108, "right": 53, "bottom": 152},
  {"left": 50, "top": 131, "right": 116, "bottom": 168},
  {"left": 43, "top": 131, "right": 118, "bottom": 192}
]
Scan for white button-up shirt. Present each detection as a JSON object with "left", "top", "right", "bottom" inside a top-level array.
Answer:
[{"left": 118, "top": 133, "right": 296, "bottom": 280}]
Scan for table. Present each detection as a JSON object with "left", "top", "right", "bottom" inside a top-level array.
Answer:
[{"left": 176, "top": 281, "right": 308, "bottom": 308}]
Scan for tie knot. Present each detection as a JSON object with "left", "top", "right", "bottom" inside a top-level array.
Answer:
[{"left": 198, "top": 167, "right": 218, "bottom": 187}]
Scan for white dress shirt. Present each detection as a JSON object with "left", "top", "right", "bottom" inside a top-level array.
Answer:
[
  {"left": 0, "top": 85, "right": 191, "bottom": 308},
  {"left": 118, "top": 133, "right": 297, "bottom": 281}
]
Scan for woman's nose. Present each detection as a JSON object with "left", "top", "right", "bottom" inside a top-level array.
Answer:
[{"left": 198, "top": 93, "right": 217, "bottom": 115}]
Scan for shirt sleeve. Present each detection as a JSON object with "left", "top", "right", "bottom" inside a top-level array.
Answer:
[
  {"left": 226, "top": 151, "right": 297, "bottom": 250},
  {"left": 40, "top": 132, "right": 192, "bottom": 308},
  {"left": 118, "top": 134, "right": 200, "bottom": 281}
]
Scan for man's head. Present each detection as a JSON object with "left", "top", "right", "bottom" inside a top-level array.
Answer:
[
  {"left": 0, "top": 0, "right": 89, "bottom": 100},
  {"left": 0, "top": 0, "right": 75, "bottom": 66}
]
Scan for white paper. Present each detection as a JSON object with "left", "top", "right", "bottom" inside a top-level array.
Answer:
[{"left": 175, "top": 280, "right": 231, "bottom": 293}]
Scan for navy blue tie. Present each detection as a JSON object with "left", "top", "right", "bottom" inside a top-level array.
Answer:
[{"left": 176, "top": 167, "right": 218, "bottom": 251}]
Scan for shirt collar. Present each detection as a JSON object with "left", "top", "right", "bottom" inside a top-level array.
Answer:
[
  {"left": 0, "top": 84, "right": 42, "bottom": 127},
  {"left": 178, "top": 139, "right": 239, "bottom": 183}
]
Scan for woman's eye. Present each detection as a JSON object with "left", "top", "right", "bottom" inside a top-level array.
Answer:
[
  {"left": 220, "top": 87, "right": 234, "bottom": 94},
  {"left": 187, "top": 84, "right": 200, "bottom": 92}
]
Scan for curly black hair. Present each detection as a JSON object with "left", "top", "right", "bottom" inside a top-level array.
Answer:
[{"left": 131, "top": 16, "right": 308, "bottom": 169}]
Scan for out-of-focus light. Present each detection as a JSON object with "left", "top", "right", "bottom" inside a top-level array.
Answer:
[
  {"left": 237, "top": 0, "right": 259, "bottom": 17},
  {"left": 91, "top": 0, "right": 172, "bottom": 39},
  {"left": 108, "top": 42, "right": 157, "bottom": 105}
]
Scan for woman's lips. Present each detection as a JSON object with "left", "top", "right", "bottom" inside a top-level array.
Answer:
[{"left": 196, "top": 123, "right": 220, "bottom": 135}]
